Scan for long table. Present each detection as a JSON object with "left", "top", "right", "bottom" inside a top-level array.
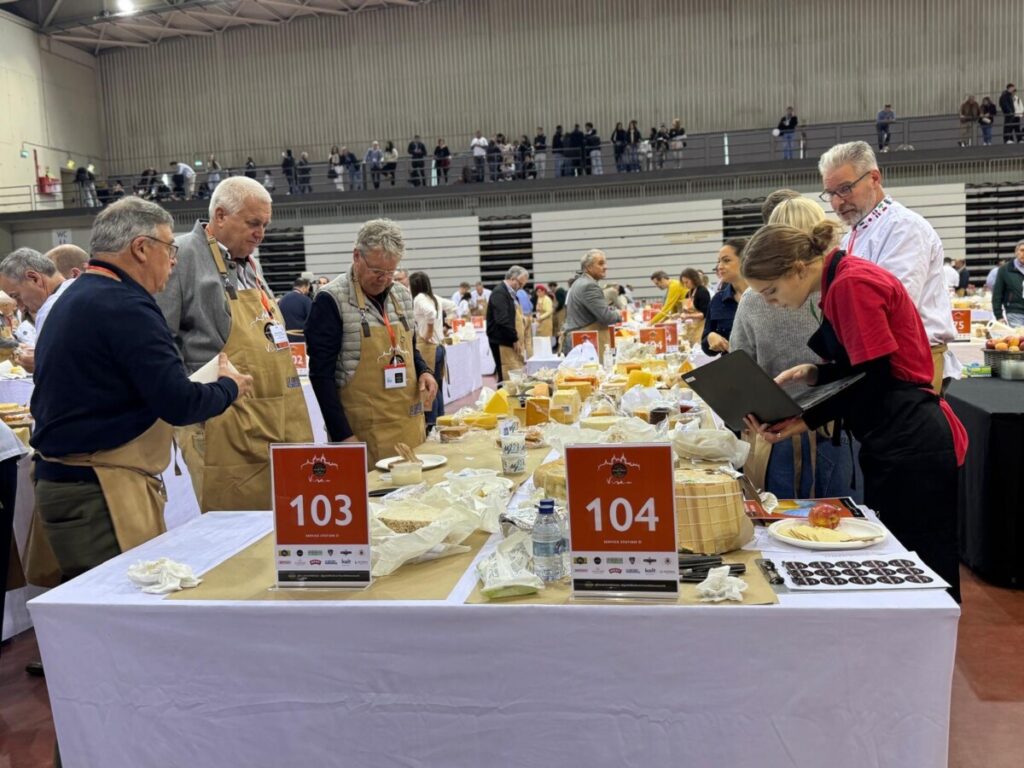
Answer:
[{"left": 30, "top": 506, "right": 959, "bottom": 768}]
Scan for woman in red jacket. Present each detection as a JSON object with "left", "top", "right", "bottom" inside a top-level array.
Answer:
[{"left": 742, "top": 220, "right": 968, "bottom": 600}]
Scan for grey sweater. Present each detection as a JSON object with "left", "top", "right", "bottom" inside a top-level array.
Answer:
[
  {"left": 563, "top": 273, "right": 621, "bottom": 334},
  {"left": 729, "top": 289, "right": 822, "bottom": 380}
]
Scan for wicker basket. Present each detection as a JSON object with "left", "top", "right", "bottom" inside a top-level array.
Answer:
[
  {"left": 983, "top": 349, "right": 1024, "bottom": 376},
  {"left": 673, "top": 467, "right": 751, "bottom": 554}
]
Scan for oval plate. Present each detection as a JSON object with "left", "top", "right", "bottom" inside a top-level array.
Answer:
[
  {"left": 767, "top": 518, "right": 888, "bottom": 551},
  {"left": 375, "top": 453, "right": 448, "bottom": 472}
]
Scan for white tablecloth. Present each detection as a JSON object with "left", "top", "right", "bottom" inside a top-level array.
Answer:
[
  {"left": 29, "top": 509, "right": 959, "bottom": 768},
  {"left": 442, "top": 339, "right": 484, "bottom": 404}
]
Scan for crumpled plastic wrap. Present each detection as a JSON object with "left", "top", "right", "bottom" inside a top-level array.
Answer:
[
  {"left": 454, "top": 325, "right": 477, "bottom": 342},
  {"left": 612, "top": 336, "right": 653, "bottom": 362},
  {"left": 475, "top": 530, "right": 545, "bottom": 599},
  {"left": 559, "top": 340, "right": 599, "bottom": 368},
  {"left": 673, "top": 428, "right": 751, "bottom": 468},
  {"left": 127, "top": 558, "right": 202, "bottom": 594},
  {"left": 601, "top": 416, "right": 669, "bottom": 444},
  {"left": 696, "top": 564, "right": 749, "bottom": 603},
  {"left": 440, "top": 469, "right": 514, "bottom": 533},
  {"left": 474, "top": 386, "right": 496, "bottom": 410}
]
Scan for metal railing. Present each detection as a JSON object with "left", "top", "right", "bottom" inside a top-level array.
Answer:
[{"left": 3, "top": 112, "right": 1023, "bottom": 215}]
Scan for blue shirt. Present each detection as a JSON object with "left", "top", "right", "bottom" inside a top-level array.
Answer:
[
  {"left": 278, "top": 289, "right": 312, "bottom": 343},
  {"left": 31, "top": 260, "right": 238, "bottom": 482},
  {"left": 701, "top": 282, "right": 740, "bottom": 357},
  {"left": 516, "top": 288, "right": 534, "bottom": 314}
]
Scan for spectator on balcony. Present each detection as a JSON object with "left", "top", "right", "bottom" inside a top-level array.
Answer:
[
  {"left": 244, "top": 157, "right": 257, "bottom": 180},
  {"left": 138, "top": 167, "right": 159, "bottom": 199},
  {"left": 408, "top": 135, "right": 428, "bottom": 187},
  {"left": 516, "top": 136, "right": 534, "bottom": 179},
  {"left": 611, "top": 122, "right": 627, "bottom": 173},
  {"left": 297, "top": 152, "right": 312, "bottom": 194},
  {"left": 959, "top": 96, "right": 980, "bottom": 147},
  {"left": 533, "top": 128, "right": 547, "bottom": 179},
  {"left": 281, "top": 149, "right": 298, "bottom": 194},
  {"left": 74, "top": 166, "right": 98, "bottom": 208},
  {"left": 980, "top": 96, "right": 997, "bottom": 145},
  {"left": 207, "top": 155, "right": 222, "bottom": 190},
  {"left": 365, "top": 141, "right": 384, "bottom": 189},
  {"left": 999, "top": 84, "right": 1020, "bottom": 143},
  {"left": 170, "top": 160, "right": 196, "bottom": 199},
  {"left": 340, "top": 146, "right": 361, "bottom": 191},
  {"left": 651, "top": 125, "right": 669, "bottom": 169},
  {"left": 668, "top": 118, "right": 687, "bottom": 167},
  {"left": 110, "top": 180, "right": 125, "bottom": 202},
  {"left": 328, "top": 146, "right": 345, "bottom": 192},
  {"left": 552, "top": 125, "right": 565, "bottom": 177},
  {"left": 382, "top": 142, "right": 399, "bottom": 186},
  {"left": 262, "top": 170, "right": 275, "bottom": 194},
  {"left": 584, "top": 122, "right": 602, "bottom": 175},
  {"left": 470, "top": 130, "right": 488, "bottom": 183},
  {"left": 487, "top": 135, "right": 503, "bottom": 182},
  {"left": 625, "top": 120, "right": 642, "bottom": 172},
  {"left": 875, "top": 104, "right": 895, "bottom": 152},
  {"left": 568, "top": 124, "right": 585, "bottom": 176},
  {"left": 500, "top": 135, "right": 516, "bottom": 180},
  {"left": 777, "top": 107, "right": 799, "bottom": 160},
  {"left": 434, "top": 138, "right": 451, "bottom": 184}
]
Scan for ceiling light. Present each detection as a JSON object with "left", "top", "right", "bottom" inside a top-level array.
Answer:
[
  {"left": 86, "top": 163, "right": 95, "bottom": 174},
  {"left": 66, "top": 159, "right": 76, "bottom": 170},
  {"left": 20, "top": 149, "right": 29, "bottom": 158},
  {"left": 116, "top": 0, "right": 137, "bottom": 14}
]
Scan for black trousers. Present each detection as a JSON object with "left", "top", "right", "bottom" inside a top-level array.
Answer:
[
  {"left": 853, "top": 386, "right": 961, "bottom": 601},
  {"left": 0, "top": 456, "right": 20, "bottom": 656},
  {"left": 489, "top": 341, "right": 503, "bottom": 383}
]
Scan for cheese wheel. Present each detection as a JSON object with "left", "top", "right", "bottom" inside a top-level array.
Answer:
[
  {"left": 579, "top": 415, "right": 622, "bottom": 431},
  {"left": 532, "top": 459, "right": 567, "bottom": 501}
]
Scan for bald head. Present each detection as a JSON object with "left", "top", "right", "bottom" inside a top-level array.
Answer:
[{"left": 47, "top": 244, "right": 90, "bottom": 279}]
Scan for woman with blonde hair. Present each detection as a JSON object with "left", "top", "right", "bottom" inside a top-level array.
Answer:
[
  {"left": 742, "top": 220, "right": 968, "bottom": 599},
  {"left": 731, "top": 195, "right": 860, "bottom": 500}
]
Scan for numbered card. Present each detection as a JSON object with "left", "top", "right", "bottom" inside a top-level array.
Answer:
[
  {"left": 570, "top": 330, "right": 599, "bottom": 350},
  {"left": 452, "top": 318, "right": 466, "bottom": 331},
  {"left": 655, "top": 322, "right": 679, "bottom": 351},
  {"left": 951, "top": 309, "right": 971, "bottom": 341},
  {"left": 289, "top": 342, "right": 308, "bottom": 375},
  {"left": 639, "top": 326, "right": 668, "bottom": 355},
  {"left": 565, "top": 444, "right": 678, "bottom": 600},
  {"left": 270, "top": 444, "right": 371, "bottom": 589},
  {"left": 471, "top": 315, "right": 485, "bottom": 329}
]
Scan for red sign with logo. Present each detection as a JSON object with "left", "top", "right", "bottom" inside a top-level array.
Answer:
[
  {"left": 642, "top": 306, "right": 655, "bottom": 322},
  {"left": 471, "top": 315, "right": 484, "bottom": 329},
  {"left": 271, "top": 443, "right": 371, "bottom": 588},
  {"left": 639, "top": 326, "right": 668, "bottom": 354},
  {"left": 565, "top": 444, "right": 678, "bottom": 598},
  {"left": 951, "top": 309, "right": 971, "bottom": 341},
  {"left": 655, "top": 323, "right": 679, "bottom": 349},
  {"left": 570, "top": 330, "right": 600, "bottom": 350},
  {"left": 289, "top": 342, "right": 308, "bottom": 376},
  {"left": 452, "top": 318, "right": 466, "bottom": 331}
]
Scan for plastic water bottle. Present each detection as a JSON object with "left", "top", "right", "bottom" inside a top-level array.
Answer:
[{"left": 532, "top": 499, "right": 565, "bottom": 582}]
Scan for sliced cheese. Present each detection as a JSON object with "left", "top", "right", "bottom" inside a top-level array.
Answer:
[
  {"left": 525, "top": 396, "right": 550, "bottom": 426},
  {"left": 529, "top": 382, "right": 551, "bottom": 398},
  {"left": 580, "top": 415, "right": 622, "bottom": 431},
  {"left": 558, "top": 380, "right": 593, "bottom": 400},
  {"left": 626, "top": 370, "right": 655, "bottom": 389},
  {"left": 462, "top": 411, "right": 498, "bottom": 429},
  {"left": 550, "top": 389, "right": 582, "bottom": 424}
]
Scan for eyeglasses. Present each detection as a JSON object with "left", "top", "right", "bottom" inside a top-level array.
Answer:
[
  {"left": 819, "top": 171, "right": 871, "bottom": 202},
  {"left": 139, "top": 235, "right": 179, "bottom": 259},
  {"left": 357, "top": 253, "right": 398, "bottom": 279}
]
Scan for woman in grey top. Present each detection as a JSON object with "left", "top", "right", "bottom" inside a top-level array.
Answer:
[{"left": 731, "top": 196, "right": 862, "bottom": 501}]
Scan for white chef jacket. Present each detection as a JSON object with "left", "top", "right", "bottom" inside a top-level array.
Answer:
[
  {"left": 842, "top": 196, "right": 962, "bottom": 379},
  {"left": 942, "top": 264, "right": 960, "bottom": 291}
]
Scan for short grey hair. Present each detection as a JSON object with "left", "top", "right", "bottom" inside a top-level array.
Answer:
[
  {"left": 90, "top": 197, "right": 174, "bottom": 255},
  {"left": 209, "top": 176, "right": 272, "bottom": 220},
  {"left": 0, "top": 248, "right": 56, "bottom": 281},
  {"left": 356, "top": 218, "right": 405, "bottom": 260},
  {"left": 818, "top": 141, "right": 879, "bottom": 178},
  {"left": 580, "top": 248, "right": 606, "bottom": 271},
  {"left": 505, "top": 265, "right": 528, "bottom": 281}
]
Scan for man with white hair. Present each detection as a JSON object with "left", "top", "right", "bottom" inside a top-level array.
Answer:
[
  {"left": 486, "top": 265, "right": 530, "bottom": 382},
  {"left": 818, "top": 141, "right": 960, "bottom": 392},
  {"left": 306, "top": 218, "right": 438, "bottom": 463},
  {"left": 156, "top": 175, "right": 312, "bottom": 511},
  {"left": 562, "top": 249, "right": 621, "bottom": 355},
  {"left": 0, "top": 248, "right": 71, "bottom": 371}
]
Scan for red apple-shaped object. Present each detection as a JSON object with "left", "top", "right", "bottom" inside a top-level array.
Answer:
[{"left": 808, "top": 503, "right": 843, "bottom": 529}]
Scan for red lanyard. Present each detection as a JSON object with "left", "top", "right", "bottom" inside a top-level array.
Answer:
[
  {"left": 85, "top": 265, "right": 121, "bottom": 281},
  {"left": 238, "top": 256, "right": 275, "bottom": 316},
  {"left": 367, "top": 293, "right": 398, "bottom": 350}
]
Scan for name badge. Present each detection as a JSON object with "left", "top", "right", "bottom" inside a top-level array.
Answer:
[
  {"left": 384, "top": 363, "right": 407, "bottom": 389},
  {"left": 267, "top": 323, "right": 290, "bottom": 350}
]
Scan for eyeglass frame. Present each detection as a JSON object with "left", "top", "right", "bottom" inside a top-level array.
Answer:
[
  {"left": 137, "top": 234, "right": 179, "bottom": 259},
  {"left": 355, "top": 249, "right": 399, "bottom": 279},
  {"left": 819, "top": 170, "right": 872, "bottom": 202}
]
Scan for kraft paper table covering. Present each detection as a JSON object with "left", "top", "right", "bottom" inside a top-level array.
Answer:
[
  {"left": 465, "top": 548, "right": 779, "bottom": 606},
  {"left": 169, "top": 530, "right": 491, "bottom": 602},
  {"left": 366, "top": 429, "right": 550, "bottom": 493}
]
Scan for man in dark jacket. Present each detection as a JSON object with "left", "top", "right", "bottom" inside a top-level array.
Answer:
[
  {"left": 552, "top": 125, "right": 565, "bottom": 177},
  {"left": 777, "top": 107, "right": 798, "bottom": 159},
  {"left": 568, "top": 124, "right": 585, "bottom": 176},
  {"left": 992, "top": 239, "right": 1024, "bottom": 326},
  {"left": 584, "top": 122, "right": 602, "bottom": 175},
  {"left": 999, "top": 84, "right": 1019, "bottom": 144},
  {"left": 486, "top": 265, "right": 529, "bottom": 383},
  {"left": 278, "top": 277, "right": 313, "bottom": 343},
  {"left": 407, "top": 135, "right": 428, "bottom": 187}
]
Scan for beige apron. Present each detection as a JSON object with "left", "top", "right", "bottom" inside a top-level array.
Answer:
[
  {"left": 744, "top": 428, "right": 823, "bottom": 497},
  {"left": 930, "top": 343, "right": 947, "bottom": 394},
  {"left": 184, "top": 234, "right": 312, "bottom": 512},
  {"left": 339, "top": 281, "right": 426, "bottom": 465},
  {"left": 417, "top": 339, "right": 448, "bottom": 386},
  {"left": 498, "top": 301, "right": 526, "bottom": 375},
  {"left": 579, "top": 321, "right": 611, "bottom": 358},
  {"left": 25, "top": 418, "right": 174, "bottom": 587}
]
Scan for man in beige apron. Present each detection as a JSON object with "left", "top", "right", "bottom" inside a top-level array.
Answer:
[
  {"left": 26, "top": 198, "right": 251, "bottom": 588},
  {"left": 156, "top": 177, "right": 312, "bottom": 512},
  {"left": 485, "top": 265, "right": 530, "bottom": 382},
  {"left": 561, "top": 249, "right": 621, "bottom": 357},
  {"left": 306, "top": 219, "right": 438, "bottom": 465}
]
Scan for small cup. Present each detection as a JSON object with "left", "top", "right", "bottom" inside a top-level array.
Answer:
[
  {"left": 650, "top": 406, "right": 671, "bottom": 425},
  {"left": 501, "top": 453, "right": 527, "bottom": 475},
  {"left": 390, "top": 460, "right": 424, "bottom": 485},
  {"left": 501, "top": 433, "right": 527, "bottom": 455},
  {"left": 498, "top": 418, "right": 519, "bottom": 437}
]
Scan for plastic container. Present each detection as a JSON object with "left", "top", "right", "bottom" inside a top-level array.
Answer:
[
  {"left": 532, "top": 499, "right": 565, "bottom": 582},
  {"left": 390, "top": 460, "right": 424, "bottom": 485}
]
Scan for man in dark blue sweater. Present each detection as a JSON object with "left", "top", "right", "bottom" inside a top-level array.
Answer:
[
  {"left": 31, "top": 197, "right": 252, "bottom": 583},
  {"left": 278, "top": 277, "right": 312, "bottom": 343}
]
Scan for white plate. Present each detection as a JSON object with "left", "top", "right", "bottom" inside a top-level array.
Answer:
[
  {"left": 767, "top": 518, "right": 888, "bottom": 551},
  {"left": 375, "top": 454, "right": 448, "bottom": 472}
]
